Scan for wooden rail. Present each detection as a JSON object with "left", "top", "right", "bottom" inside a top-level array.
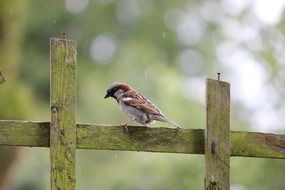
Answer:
[{"left": 0, "top": 120, "right": 284, "bottom": 159}]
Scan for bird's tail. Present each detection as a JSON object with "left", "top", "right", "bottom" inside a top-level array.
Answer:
[{"left": 156, "top": 115, "right": 181, "bottom": 129}]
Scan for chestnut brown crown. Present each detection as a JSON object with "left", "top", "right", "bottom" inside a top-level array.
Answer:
[{"left": 104, "top": 82, "right": 132, "bottom": 99}]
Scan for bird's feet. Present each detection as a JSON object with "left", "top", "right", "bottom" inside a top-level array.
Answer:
[
  {"left": 120, "top": 119, "right": 135, "bottom": 133},
  {"left": 120, "top": 123, "right": 129, "bottom": 132}
]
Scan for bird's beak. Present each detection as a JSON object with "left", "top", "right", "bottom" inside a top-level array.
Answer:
[{"left": 104, "top": 92, "right": 111, "bottom": 99}]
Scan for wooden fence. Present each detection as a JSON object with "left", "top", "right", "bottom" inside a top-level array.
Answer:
[{"left": 0, "top": 37, "right": 285, "bottom": 190}]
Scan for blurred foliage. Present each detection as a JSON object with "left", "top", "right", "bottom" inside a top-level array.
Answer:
[
  {"left": 0, "top": 0, "right": 32, "bottom": 189},
  {"left": 0, "top": 0, "right": 284, "bottom": 189}
]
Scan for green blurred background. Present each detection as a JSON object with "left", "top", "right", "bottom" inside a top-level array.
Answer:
[{"left": 0, "top": 0, "right": 285, "bottom": 189}]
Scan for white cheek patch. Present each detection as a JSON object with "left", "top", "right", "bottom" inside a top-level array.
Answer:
[
  {"left": 122, "top": 97, "right": 133, "bottom": 101},
  {"left": 114, "top": 89, "right": 124, "bottom": 99}
]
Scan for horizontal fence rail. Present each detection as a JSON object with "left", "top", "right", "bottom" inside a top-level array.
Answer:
[{"left": 0, "top": 120, "right": 284, "bottom": 159}]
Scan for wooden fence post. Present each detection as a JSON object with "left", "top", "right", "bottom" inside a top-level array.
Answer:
[
  {"left": 205, "top": 78, "right": 230, "bottom": 190},
  {"left": 50, "top": 37, "right": 77, "bottom": 190}
]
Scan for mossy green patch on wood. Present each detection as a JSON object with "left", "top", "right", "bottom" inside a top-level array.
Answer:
[
  {"left": 0, "top": 121, "right": 284, "bottom": 159},
  {"left": 231, "top": 131, "right": 285, "bottom": 159},
  {"left": 77, "top": 124, "right": 205, "bottom": 154},
  {"left": 50, "top": 38, "right": 77, "bottom": 190},
  {"left": 205, "top": 79, "right": 230, "bottom": 190},
  {"left": 0, "top": 120, "right": 49, "bottom": 146}
]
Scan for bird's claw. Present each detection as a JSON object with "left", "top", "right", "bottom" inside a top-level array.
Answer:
[{"left": 121, "top": 124, "right": 129, "bottom": 133}]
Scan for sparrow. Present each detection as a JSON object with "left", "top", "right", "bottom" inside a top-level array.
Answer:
[{"left": 104, "top": 82, "right": 181, "bottom": 130}]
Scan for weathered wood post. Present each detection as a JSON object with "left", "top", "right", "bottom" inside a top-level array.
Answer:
[
  {"left": 50, "top": 37, "right": 77, "bottom": 190},
  {"left": 205, "top": 78, "right": 230, "bottom": 190}
]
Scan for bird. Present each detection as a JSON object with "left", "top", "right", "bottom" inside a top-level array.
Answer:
[{"left": 104, "top": 82, "right": 181, "bottom": 130}]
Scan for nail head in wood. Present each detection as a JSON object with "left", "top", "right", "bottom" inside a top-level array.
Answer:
[
  {"left": 62, "top": 32, "right": 67, "bottom": 39},
  {"left": 217, "top": 73, "right": 221, "bottom": 81},
  {"left": 51, "top": 106, "right": 57, "bottom": 113},
  {"left": 211, "top": 142, "right": 216, "bottom": 154}
]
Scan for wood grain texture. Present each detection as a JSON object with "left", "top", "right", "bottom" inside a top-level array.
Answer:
[
  {"left": 0, "top": 120, "right": 49, "bottom": 147},
  {"left": 77, "top": 124, "right": 205, "bottom": 154},
  {"left": 231, "top": 131, "right": 285, "bottom": 159},
  {"left": 50, "top": 38, "right": 77, "bottom": 190},
  {"left": 1, "top": 120, "right": 284, "bottom": 158},
  {"left": 205, "top": 79, "right": 230, "bottom": 190}
]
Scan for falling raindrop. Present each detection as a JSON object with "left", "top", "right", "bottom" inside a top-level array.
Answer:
[
  {"left": 114, "top": 153, "right": 118, "bottom": 160},
  {"left": 162, "top": 32, "right": 166, "bottom": 39},
  {"left": 144, "top": 69, "right": 149, "bottom": 79}
]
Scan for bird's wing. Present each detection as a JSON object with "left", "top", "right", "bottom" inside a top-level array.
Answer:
[{"left": 121, "top": 90, "right": 163, "bottom": 116}]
